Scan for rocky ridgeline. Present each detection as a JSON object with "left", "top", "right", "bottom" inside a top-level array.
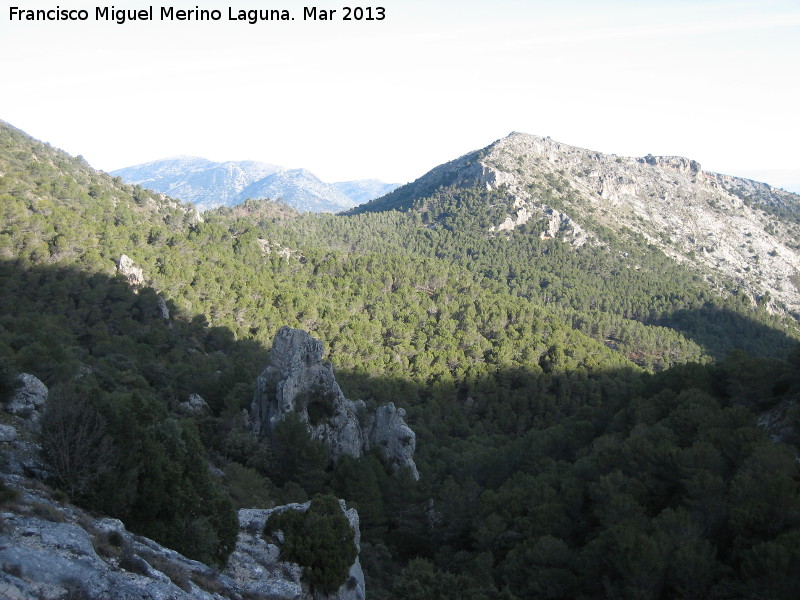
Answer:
[
  {"left": 111, "top": 156, "right": 401, "bottom": 213},
  {"left": 478, "top": 133, "right": 800, "bottom": 315},
  {"left": 250, "top": 327, "right": 419, "bottom": 480},
  {"left": 369, "top": 132, "right": 800, "bottom": 316}
]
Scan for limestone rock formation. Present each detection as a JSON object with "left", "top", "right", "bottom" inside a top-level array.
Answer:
[
  {"left": 250, "top": 326, "right": 365, "bottom": 460},
  {"left": 157, "top": 294, "right": 170, "bottom": 320},
  {"left": 228, "top": 502, "right": 365, "bottom": 600},
  {"left": 5, "top": 373, "right": 48, "bottom": 424},
  {"left": 355, "top": 132, "right": 800, "bottom": 315},
  {"left": 251, "top": 327, "right": 419, "bottom": 479},
  {"left": 116, "top": 254, "right": 145, "bottom": 287},
  {"left": 0, "top": 474, "right": 365, "bottom": 600},
  {"left": 363, "top": 403, "right": 419, "bottom": 480},
  {"left": 179, "top": 393, "right": 209, "bottom": 415},
  {"left": 0, "top": 424, "right": 17, "bottom": 443}
]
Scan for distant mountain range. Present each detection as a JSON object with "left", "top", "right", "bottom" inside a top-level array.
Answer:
[{"left": 111, "top": 157, "right": 400, "bottom": 212}]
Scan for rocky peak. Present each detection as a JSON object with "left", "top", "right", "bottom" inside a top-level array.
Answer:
[
  {"left": 410, "top": 131, "right": 800, "bottom": 315},
  {"left": 355, "top": 131, "right": 800, "bottom": 314},
  {"left": 250, "top": 326, "right": 365, "bottom": 460},
  {"left": 251, "top": 327, "right": 419, "bottom": 479}
]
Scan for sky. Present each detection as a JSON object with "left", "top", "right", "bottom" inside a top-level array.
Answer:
[{"left": 1, "top": 0, "right": 799, "bottom": 190}]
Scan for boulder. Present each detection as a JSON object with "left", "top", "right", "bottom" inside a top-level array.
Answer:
[
  {"left": 5, "top": 374, "right": 48, "bottom": 423},
  {"left": 179, "top": 393, "right": 209, "bottom": 416},
  {"left": 0, "top": 424, "right": 17, "bottom": 443}
]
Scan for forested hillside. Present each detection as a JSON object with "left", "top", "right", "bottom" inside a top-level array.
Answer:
[{"left": 1, "top": 120, "right": 800, "bottom": 599}]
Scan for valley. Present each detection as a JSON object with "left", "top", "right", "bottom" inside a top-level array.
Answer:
[{"left": 1, "top": 119, "right": 799, "bottom": 599}]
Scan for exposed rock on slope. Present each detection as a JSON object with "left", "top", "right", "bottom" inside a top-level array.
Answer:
[
  {"left": 0, "top": 475, "right": 364, "bottom": 600},
  {"left": 1, "top": 373, "right": 365, "bottom": 600},
  {"left": 363, "top": 403, "right": 417, "bottom": 477},
  {"left": 4, "top": 373, "right": 48, "bottom": 425},
  {"left": 116, "top": 254, "right": 145, "bottom": 288},
  {"left": 251, "top": 327, "right": 419, "bottom": 479},
  {"left": 232, "top": 503, "right": 365, "bottom": 600},
  {"left": 356, "top": 132, "right": 800, "bottom": 316}
]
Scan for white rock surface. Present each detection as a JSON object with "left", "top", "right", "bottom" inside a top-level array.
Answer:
[
  {"left": 477, "top": 133, "right": 800, "bottom": 314},
  {"left": 116, "top": 254, "right": 145, "bottom": 287},
  {"left": 0, "top": 475, "right": 366, "bottom": 600},
  {"left": 251, "top": 327, "right": 419, "bottom": 479},
  {"left": 5, "top": 374, "right": 48, "bottom": 422}
]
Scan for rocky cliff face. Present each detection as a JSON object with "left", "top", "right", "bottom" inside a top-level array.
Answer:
[{"left": 251, "top": 327, "right": 419, "bottom": 479}]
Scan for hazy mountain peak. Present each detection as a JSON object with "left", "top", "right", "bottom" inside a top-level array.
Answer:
[{"left": 112, "top": 158, "right": 399, "bottom": 213}]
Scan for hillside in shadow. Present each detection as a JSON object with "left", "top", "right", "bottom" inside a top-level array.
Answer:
[
  {"left": 2, "top": 258, "right": 800, "bottom": 600},
  {"left": 656, "top": 304, "right": 799, "bottom": 361}
]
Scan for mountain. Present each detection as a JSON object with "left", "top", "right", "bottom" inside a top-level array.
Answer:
[
  {"left": 111, "top": 157, "right": 400, "bottom": 212},
  {"left": 239, "top": 167, "right": 356, "bottom": 213},
  {"left": 3, "top": 119, "right": 800, "bottom": 600},
  {"left": 354, "top": 132, "right": 800, "bottom": 317},
  {"left": 333, "top": 179, "right": 401, "bottom": 205},
  {"left": 110, "top": 156, "right": 281, "bottom": 209}
]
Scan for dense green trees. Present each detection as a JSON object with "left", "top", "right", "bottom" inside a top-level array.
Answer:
[{"left": 1, "top": 121, "right": 800, "bottom": 596}]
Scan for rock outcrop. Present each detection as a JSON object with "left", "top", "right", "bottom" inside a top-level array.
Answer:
[
  {"left": 179, "top": 393, "right": 209, "bottom": 416},
  {"left": 250, "top": 327, "right": 365, "bottom": 460},
  {"left": 4, "top": 373, "right": 48, "bottom": 425},
  {"left": 116, "top": 254, "right": 145, "bottom": 287},
  {"left": 363, "top": 403, "right": 419, "bottom": 480},
  {"left": 251, "top": 327, "right": 419, "bottom": 479},
  {"left": 0, "top": 474, "right": 365, "bottom": 600},
  {"left": 228, "top": 502, "right": 365, "bottom": 600}
]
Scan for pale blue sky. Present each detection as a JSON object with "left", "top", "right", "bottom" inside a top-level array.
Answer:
[{"left": 2, "top": 0, "right": 798, "bottom": 189}]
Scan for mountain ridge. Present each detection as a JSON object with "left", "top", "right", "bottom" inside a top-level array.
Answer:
[
  {"left": 112, "top": 157, "right": 400, "bottom": 213},
  {"left": 354, "top": 132, "right": 800, "bottom": 316},
  {"left": 3, "top": 118, "right": 800, "bottom": 600}
]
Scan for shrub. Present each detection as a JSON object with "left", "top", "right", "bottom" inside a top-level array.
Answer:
[
  {"left": 0, "top": 482, "right": 19, "bottom": 505},
  {"left": 39, "top": 388, "right": 115, "bottom": 501},
  {"left": 265, "top": 494, "right": 357, "bottom": 594}
]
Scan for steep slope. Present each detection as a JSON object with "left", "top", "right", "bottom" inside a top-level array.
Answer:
[
  {"left": 112, "top": 158, "right": 398, "bottom": 212},
  {"left": 355, "top": 133, "right": 800, "bottom": 316},
  {"left": 241, "top": 168, "right": 356, "bottom": 213},
  {"left": 3, "top": 120, "right": 800, "bottom": 600}
]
